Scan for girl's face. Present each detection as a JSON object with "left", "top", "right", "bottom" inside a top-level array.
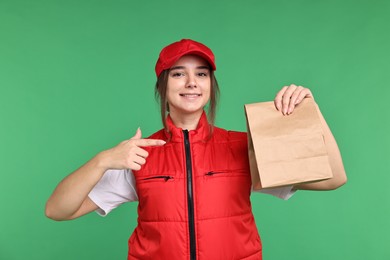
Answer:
[{"left": 166, "top": 55, "right": 211, "bottom": 118}]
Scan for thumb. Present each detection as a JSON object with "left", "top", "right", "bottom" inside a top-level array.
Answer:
[{"left": 130, "top": 127, "right": 142, "bottom": 140}]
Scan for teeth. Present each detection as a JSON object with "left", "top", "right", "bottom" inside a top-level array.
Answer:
[{"left": 180, "top": 94, "right": 201, "bottom": 97}]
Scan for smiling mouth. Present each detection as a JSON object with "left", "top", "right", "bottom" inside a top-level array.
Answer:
[{"left": 179, "top": 94, "right": 202, "bottom": 97}]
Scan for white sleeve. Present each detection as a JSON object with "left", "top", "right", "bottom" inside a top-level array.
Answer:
[
  {"left": 252, "top": 185, "right": 296, "bottom": 200},
  {"left": 88, "top": 169, "right": 138, "bottom": 216}
]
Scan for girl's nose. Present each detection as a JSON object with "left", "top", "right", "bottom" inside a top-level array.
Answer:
[{"left": 186, "top": 73, "right": 197, "bottom": 88}]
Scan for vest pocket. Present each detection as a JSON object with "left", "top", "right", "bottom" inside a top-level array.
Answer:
[
  {"left": 138, "top": 175, "right": 174, "bottom": 183},
  {"left": 205, "top": 170, "right": 248, "bottom": 177}
]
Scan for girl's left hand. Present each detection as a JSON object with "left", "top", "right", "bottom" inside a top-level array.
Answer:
[{"left": 274, "top": 84, "right": 314, "bottom": 115}]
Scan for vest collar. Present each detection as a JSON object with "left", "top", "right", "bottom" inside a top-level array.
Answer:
[{"left": 165, "top": 111, "right": 210, "bottom": 142}]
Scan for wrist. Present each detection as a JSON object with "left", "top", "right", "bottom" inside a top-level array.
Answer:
[{"left": 93, "top": 150, "right": 111, "bottom": 172}]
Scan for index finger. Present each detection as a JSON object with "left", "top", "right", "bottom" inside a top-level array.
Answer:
[
  {"left": 134, "top": 139, "right": 166, "bottom": 147},
  {"left": 274, "top": 86, "right": 288, "bottom": 111}
]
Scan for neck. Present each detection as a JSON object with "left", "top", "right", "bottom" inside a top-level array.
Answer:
[{"left": 169, "top": 110, "right": 203, "bottom": 131}]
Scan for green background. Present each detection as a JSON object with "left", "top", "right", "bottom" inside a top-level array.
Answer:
[{"left": 1, "top": 0, "right": 389, "bottom": 259}]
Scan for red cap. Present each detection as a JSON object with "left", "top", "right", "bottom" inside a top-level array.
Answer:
[{"left": 155, "top": 39, "right": 216, "bottom": 77}]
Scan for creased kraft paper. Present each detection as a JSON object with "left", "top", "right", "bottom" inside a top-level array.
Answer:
[{"left": 245, "top": 98, "right": 333, "bottom": 190}]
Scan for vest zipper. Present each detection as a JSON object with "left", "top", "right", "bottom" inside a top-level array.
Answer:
[
  {"left": 140, "top": 175, "right": 173, "bottom": 181},
  {"left": 205, "top": 171, "right": 224, "bottom": 176},
  {"left": 183, "top": 130, "right": 196, "bottom": 260}
]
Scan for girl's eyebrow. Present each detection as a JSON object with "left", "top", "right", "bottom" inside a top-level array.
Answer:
[
  {"left": 170, "top": 66, "right": 185, "bottom": 71},
  {"left": 170, "top": 65, "right": 210, "bottom": 71}
]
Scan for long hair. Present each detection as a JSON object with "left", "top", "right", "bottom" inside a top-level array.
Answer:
[{"left": 155, "top": 69, "right": 220, "bottom": 134}]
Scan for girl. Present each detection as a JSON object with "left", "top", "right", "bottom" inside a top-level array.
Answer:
[{"left": 46, "top": 39, "right": 347, "bottom": 260}]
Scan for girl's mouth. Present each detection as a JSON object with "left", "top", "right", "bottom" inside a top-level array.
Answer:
[{"left": 180, "top": 94, "right": 201, "bottom": 97}]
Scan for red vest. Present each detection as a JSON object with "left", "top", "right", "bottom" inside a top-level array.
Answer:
[{"left": 130, "top": 113, "right": 262, "bottom": 260}]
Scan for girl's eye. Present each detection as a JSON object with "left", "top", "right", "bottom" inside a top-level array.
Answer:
[
  {"left": 171, "top": 72, "right": 184, "bottom": 77},
  {"left": 197, "top": 72, "right": 209, "bottom": 77}
]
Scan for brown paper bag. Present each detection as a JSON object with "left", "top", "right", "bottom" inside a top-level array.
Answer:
[{"left": 244, "top": 98, "right": 333, "bottom": 190}]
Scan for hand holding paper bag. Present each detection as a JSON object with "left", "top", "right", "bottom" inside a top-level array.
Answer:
[{"left": 245, "top": 98, "right": 333, "bottom": 190}]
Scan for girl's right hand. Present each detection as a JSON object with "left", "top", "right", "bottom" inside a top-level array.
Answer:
[{"left": 103, "top": 128, "right": 166, "bottom": 171}]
